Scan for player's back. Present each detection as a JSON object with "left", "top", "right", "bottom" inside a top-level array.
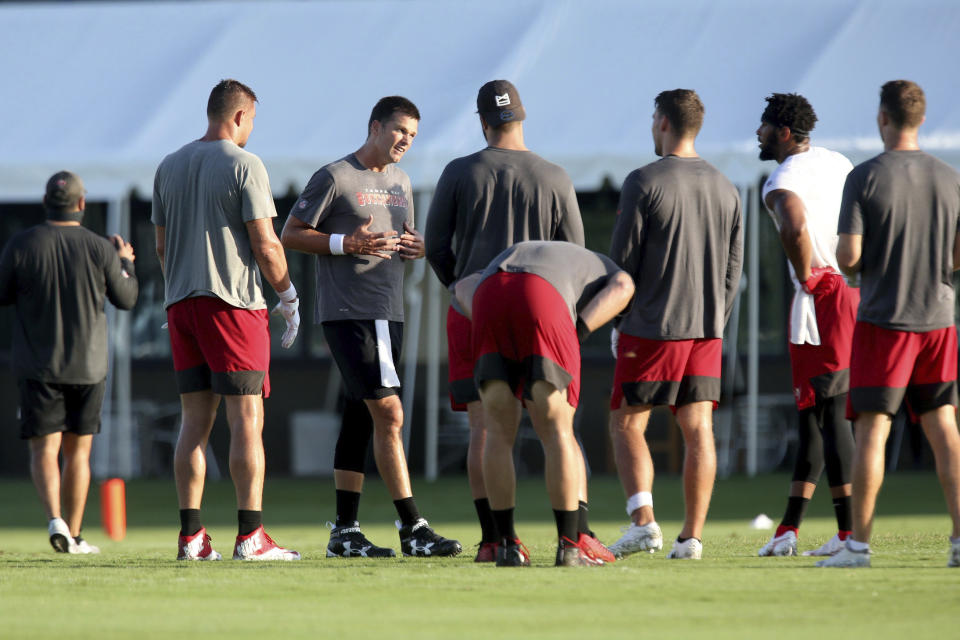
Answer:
[
  {"left": 841, "top": 150, "right": 960, "bottom": 331},
  {"left": 152, "top": 139, "right": 275, "bottom": 309}
]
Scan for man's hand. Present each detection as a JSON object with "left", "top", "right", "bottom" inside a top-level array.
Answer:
[
  {"left": 398, "top": 221, "right": 425, "bottom": 260},
  {"left": 272, "top": 284, "right": 300, "bottom": 348},
  {"left": 111, "top": 235, "right": 135, "bottom": 262},
  {"left": 343, "top": 216, "right": 400, "bottom": 259},
  {"left": 801, "top": 266, "right": 831, "bottom": 295}
]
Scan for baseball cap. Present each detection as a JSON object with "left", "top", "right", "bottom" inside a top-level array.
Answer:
[
  {"left": 44, "top": 171, "right": 86, "bottom": 211},
  {"left": 477, "top": 80, "right": 526, "bottom": 127}
]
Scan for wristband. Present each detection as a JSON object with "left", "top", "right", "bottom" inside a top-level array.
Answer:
[
  {"left": 626, "top": 491, "right": 653, "bottom": 516},
  {"left": 329, "top": 234, "right": 346, "bottom": 256},
  {"left": 277, "top": 282, "right": 297, "bottom": 303}
]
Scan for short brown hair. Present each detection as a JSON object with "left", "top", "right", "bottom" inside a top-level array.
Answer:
[
  {"left": 880, "top": 80, "right": 925, "bottom": 129},
  {"left": 207, "top": 79, "right": 258, "bottom": 121},
  {"left": 655, "top": 89, "right": 704, "bottom": 137},
  {"left": 368, "top": 96, "right": 420, "bottom": 134}
]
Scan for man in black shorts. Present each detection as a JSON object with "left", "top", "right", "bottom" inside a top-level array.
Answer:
[
  {"left": 283, "top": 96, "right": 461, "bottom": 557},
  {"left": 425, "top": 80, "right": 596, "bottom": 561},
  {"left": 0, "top": 171, "right": 138, "bottom": 553}
]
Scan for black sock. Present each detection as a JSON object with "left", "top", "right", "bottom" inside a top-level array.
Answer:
[
  {"left": 238, "top": 510, "right": 262, "bottom": 536},
  {"left": 393, "top": 497, "right": 421, "bottom": 527},
  {"left": 677, "top": 536, "right": 700, "bottom": 543},
  {"left": 554, "top": 509, "right": 579, "bottom": 545},
  {"left": 833, "top": 495, "right": 852, "bottom": 532},
  {"left": 577, "top": 500, "right": 592, "bottom": 536},
  {"left": 492, "top": 508, "right": 517, "bottom": 542},
  {"left": 780, "top": 496, "right": 810, "bottom": 529},
  {"left": 336, "top": 490, "right": 362, "bottom": 528},
  {"left": 179, "top": 509, "right": 202, "bottom": 537},
  {"left": 474, "top": 498, "right": 498, "bottom": 543}
]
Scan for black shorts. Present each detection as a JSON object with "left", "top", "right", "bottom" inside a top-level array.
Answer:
[
  {"left": 18, "top": 378, "right": 106, "bottom": 439},
  {"left": 323, "top": 319, "right": 403, "bottom": 401}
]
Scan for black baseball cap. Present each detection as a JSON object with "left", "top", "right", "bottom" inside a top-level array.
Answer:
[
  {"left": 477, "top": 80, "right": 526, "bottom": 127},
  {"left": 44, "top": 170, "right": 86, "bottom": 212}
]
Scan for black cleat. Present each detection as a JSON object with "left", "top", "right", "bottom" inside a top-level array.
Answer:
[
  {"left": 396, "top": 518, "right": 462, "bottom": 557},
  {"left": 326, "top": 523, "right": 396, "bottom": 558},
  {"left": 495, "top": 538, "right": 531, "bottom": 567}
]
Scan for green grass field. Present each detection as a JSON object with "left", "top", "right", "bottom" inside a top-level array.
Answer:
[{"left": 1, "top": 472, "right": 956, "bottom": 639}]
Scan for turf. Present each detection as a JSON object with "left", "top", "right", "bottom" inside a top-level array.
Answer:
[{"left": 1, "top": 473, "right": 956, "bottom": 639}]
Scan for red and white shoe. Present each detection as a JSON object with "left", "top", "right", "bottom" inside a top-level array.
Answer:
[
  {"left": 579, "top": 532, "right": 616, "bottom": 564},
  {"left": 177, "top": 527, "right": 222, "bottom": 561},
  {"left": 233, "top": 526, "right": 301, "bottom": 561}
]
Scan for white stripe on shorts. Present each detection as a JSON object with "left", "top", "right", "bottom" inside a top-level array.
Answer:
[{"left": 375, "top": 319, "right": 401, "bottom": 388}]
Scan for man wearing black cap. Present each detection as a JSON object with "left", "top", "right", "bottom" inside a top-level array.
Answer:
[
  {"left": 0, "top": 171, "right": 138, "bottom": 554},
  {"left": 425, "top": 80, "right": 601, "bottom": 562}
]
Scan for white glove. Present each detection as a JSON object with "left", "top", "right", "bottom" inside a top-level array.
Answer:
[
  {"left": 610, "top": 327, "right": 620, "bottom": 359},
  {"left": 272, "top": 283, "right": 300, "bottom": 349}
]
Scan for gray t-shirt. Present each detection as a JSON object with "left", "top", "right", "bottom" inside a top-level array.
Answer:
[
  {"left": 290, "top": 154, "right": 414, "bottom": 323},
  {"left": 611, "top": 156, "right": 743, "bottom": 339},
  {"left": 0, "top": 224, "right": 138, "bottom": 384},
  {"left": 838, "top": 150, "right": 960, "bottom": 331},
  {"left": 152, "top": 139, "right": 276, "bottom": 309},
  {"left": 478, "top": 240, "right": 622, "bottom": 324},
  {"left": 425, "top": 147, "right": 585, "bottom": 295}
]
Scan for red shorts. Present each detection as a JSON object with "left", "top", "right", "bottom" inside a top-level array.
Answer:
[
  {"left": 847, "top": 322, "right": 957, "bottom": 421},
  {"left": 788, "top": 273, "right": 859, "bottom": 410},
  {"left": 447, "top": 306, "right": 479, "bottom": 411},
  {"left": 472, "top": 272, "right": 581, "bottom": 407},
  {"left": 611, "top": 335, "right": 721, "bottom": 411},
  {"left": 167, "top": 296, "right": 271, "bottom": 397}
]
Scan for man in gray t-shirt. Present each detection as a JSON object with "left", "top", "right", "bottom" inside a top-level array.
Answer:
[
  {"left": 282, "top": 96, "right": 461, "bottom": 559},
  {"left": 453, "top": 241, "right": 634, "bottom": 566},
  {"left": 153, "top": 79, "right": 300, "bottom": 561},
  {"left": 607, "top": 89, "right": 742, "bottom": 561},
  {"left": 424, "top": 79, "right": 590, "bottom": 560},
  {"left": 820, "top": 80, "right": 960, "bottom": 569}
]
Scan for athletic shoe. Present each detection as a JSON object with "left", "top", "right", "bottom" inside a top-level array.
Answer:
[
  {"left": 802, "top": 533, "right": 845, "bottom": 557},
  {"left": 177, "top": 527, "right": 222, "bottom": 561},
  {"left": 396, "top": 518, "right": 462, "bottom": 557},
  {"left": 495, "top": 538, "right": 531, "bottom": 567},
  {"left": 607, "top": 521, "right": 663, "bottom": 558},
  {"left": 474, "top": 541, "right": 498, "bottom": 563},
  {"left": 579, "top": 532, "right": 616, "bottom": 564},
  {"left": 948, "top": 540, "right": 960, "bottom": 568},
  {"left": 816, "top": 542, "right": 870, "bottom": 568},
  {"left": 758, "top": 529, "right": 798, "bottom": 557},
  {"left": 326, "top": 522, "right": 395, "bottom": 558},
  {"left": 232, "top": 526, "right": 300, "bottom": 561},
  {"left": 555, "top": 535, "right": 603, "bottom": 567},
  {"left": 48, "top": 517, "right": 76, "bottom": 553},
  {"left": 667, "top": 537, "right": 703, "bottom": 559},
  {"left": 71, "top": 537, "right": 100, "bottom": 554}
]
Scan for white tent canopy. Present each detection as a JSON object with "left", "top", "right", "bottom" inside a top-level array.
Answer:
[{"left": 3, "top": 0, "right": 960, "bottom": 201}]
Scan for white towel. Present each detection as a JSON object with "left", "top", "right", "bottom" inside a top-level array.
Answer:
[
  {"left": 789, "top": 289, "right": 820, "bottom": 346},
  {"left": 375, "top": 319, "right": 402, "bottom": 388}
]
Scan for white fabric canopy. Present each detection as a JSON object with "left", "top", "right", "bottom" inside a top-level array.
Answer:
[{"left": 2, "top": 0, "right": 959, "bottom": 201}]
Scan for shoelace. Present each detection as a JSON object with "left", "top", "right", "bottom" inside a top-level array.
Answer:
[{"left": 509, "top": 539, "right": 531, "bottom": 561}]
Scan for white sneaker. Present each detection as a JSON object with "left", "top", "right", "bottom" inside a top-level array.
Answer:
[
  {"left": 802, "top": 533, "right": 845, "bottom": 557},
  {"left": 948, "top": 540, "right": 960, "bottom": 568},
  {"left": 758, "top": 530, "right": 797, "bottom": 556},
  {"left": 48, "top": 517, "right": 76, "bottom": 553},
  {"left": 816, "top": 542, "right": 870, "bottom": 567},
  {"left": 607, "top": 521, "right": 663, "bottom": 558},
  {"left": 71, "top": 538, "right": 100, "bottom": 554},
  {"left": 667, "top": 537, "right": 702, "bottom": 559}
]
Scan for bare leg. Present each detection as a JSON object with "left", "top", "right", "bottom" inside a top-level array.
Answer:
[
  {"left": 919, "top": 405, "right": 960, "bottom": 539},
  {"left": 174, "top": 390, "right": 220, "bottom": 509},
  {"left": 479, "top": 381, "right": 522, "bottom": 510},
  {"left": 675, "top": 401, "right": 716, "bottom": 540},
  {"left": 466, "top": 401, "right": 487, "bottom": 499},
  {"left": 850, "top": 411, "right": 892, "bottom": 543},
  {"left": 60, "top": 433, "right": 94, "bottom": 536},
  {"left": 224, "top": 394, "right": 266, "bottom": 510},
  {"left": 334, "top": 470, "right": 364, "bottom": 493},
  {"left": 790, "top": 480, "right": 817, "bottom": 499},
  {"left": 29, "top": 433, "right": 63, "bottom": 520},
  {"left": 609, "top": 401, "right": 655, "bottom": 525},
  {"left": 365, "top": 395, "right": 412, "bottom": 500},
  {"left": 527, "top": 381, "right": 579, "bottom": 511}
]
